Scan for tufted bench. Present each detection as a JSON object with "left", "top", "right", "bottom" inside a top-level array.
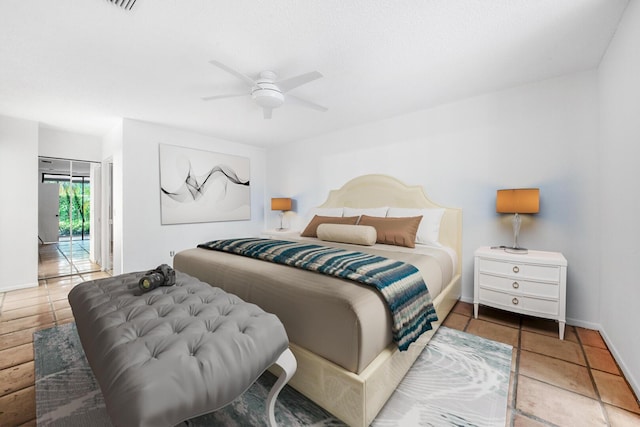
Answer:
[{"left": 68, "top": 270, "right": 295, "bottom": 427}]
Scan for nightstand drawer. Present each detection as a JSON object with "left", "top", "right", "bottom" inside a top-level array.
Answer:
[
  {"left": 478, "top": 273, "right": 559, "bottom": 299},
  {"left": 478, "top": 288, "right": 559, "bottom": 316},
  {"left": 478, "top": 259, "right": 560, "bottom": 282}
]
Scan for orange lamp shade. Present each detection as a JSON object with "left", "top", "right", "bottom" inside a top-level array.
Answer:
[
  {"left": 271, "top": 197, "right": 292, "bottom": 211},
  {"left": 496, "top": 189, "right": 540, "bottom": 214}
]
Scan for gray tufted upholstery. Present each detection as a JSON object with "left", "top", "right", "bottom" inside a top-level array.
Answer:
[{"left": 69, "top": 270, "right": 289, "bottom": 427}]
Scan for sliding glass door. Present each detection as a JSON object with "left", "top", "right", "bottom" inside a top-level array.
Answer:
[{"left": 38, "top": 157, "right": 101, "bottom": 279}]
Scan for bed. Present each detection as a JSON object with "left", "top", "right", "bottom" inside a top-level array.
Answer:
[{"left": 173, "top": 174, "right": 462, "bottom": 426}]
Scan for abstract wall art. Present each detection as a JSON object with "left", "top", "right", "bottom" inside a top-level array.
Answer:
[{"left": 159, "top": 144, "right": 251, "bottom": 224}]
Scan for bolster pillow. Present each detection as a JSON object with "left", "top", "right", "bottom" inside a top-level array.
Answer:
[{"left": 316, "top": 224, "right": 377, "bottom": 246}]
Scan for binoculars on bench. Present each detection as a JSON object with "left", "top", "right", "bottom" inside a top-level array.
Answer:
[{"left": 139, "top": 264, "right": 176, "bottom": 292}]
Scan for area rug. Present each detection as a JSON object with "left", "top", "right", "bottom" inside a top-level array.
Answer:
[{"left": 34, "top": 323, "right": 511, "bottom": 426}]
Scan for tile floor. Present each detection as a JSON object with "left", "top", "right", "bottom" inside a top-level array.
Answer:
[
  {"left": 38, "top": 239, "right": 101, "bottom": 280},
  {"left": 1, "top": 286, "right": 639, "bottom": 426},
  {"left": 444, "top": 302, "right": 640, "bottom": 426},
  {"left": 0, "top": 271, "right": 112, "bottom": 426}
]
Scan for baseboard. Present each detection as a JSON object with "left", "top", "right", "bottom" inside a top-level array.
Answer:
[
  {"left": 599, "top": 327, "right": 640, "bottom": 399},
  {"left": 459, "top": 295, "right": 473, "bottom": 304},
  {"left": 0, "top": 281, "right": 39, "bottom": 292},
  {"left": 565, "top": 317, "right": 601, "bottom": 330}
]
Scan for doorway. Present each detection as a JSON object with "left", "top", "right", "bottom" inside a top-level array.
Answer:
[{"left": 38, "top": 157, "right": 102, "bottom": 279}]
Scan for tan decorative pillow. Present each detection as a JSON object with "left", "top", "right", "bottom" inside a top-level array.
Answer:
[
  {"left": 300, "top": 215, "right": 359, "bottom": 238},
  {"left": 317, "top": 224, "right": 377, "bottom": 246},
  {"left": 358, "top": 215, "right": 423, "bottom": 248}
]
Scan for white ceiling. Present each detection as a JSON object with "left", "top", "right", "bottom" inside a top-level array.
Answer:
[{"left": 0, "top": 0, "right": 629, "bottom": 147}]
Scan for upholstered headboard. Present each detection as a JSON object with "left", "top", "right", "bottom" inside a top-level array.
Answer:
[{"left": 317, "top": 174, "right": 462, "bottom": 273}]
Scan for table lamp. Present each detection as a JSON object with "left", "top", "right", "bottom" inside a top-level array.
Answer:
[
  {"left": 496, "top": 188, "right": 539, "bottom": 254},
  {"left": 271, "top": 197, "right": 292, "bottom": 231}
]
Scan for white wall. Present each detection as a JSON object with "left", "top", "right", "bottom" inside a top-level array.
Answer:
[
  {"left": 0, "top": 115, "right": 39, "bottom": 291},
  {"left": 119, "top": 119, "right": 266, "bottom": 273},
  {"left": 598, "top": 0, "right": 640, "bottom": 397},
  {"left": 267, "top": 70, "right": 601, "bottom": 327},
  {"left": 38, "top": 126, "right": 102, "bottom": 162}
]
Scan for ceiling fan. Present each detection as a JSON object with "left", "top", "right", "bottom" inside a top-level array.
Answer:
[{"left": 202, "top": 60, "right": 328, "bottom": 119}]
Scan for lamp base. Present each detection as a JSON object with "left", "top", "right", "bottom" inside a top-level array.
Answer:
[
  {"left": 505, "top": 246, "right": 528, "bottom": 254},
  {"left": 490, "top": 245, "right": 529, "bottom": 254}
]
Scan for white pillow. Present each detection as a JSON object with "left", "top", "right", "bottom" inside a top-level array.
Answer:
[
  {"left": 308, "top": 207, "right": 344, "bottom": 217},
  {"left": 343, "top": 206, "right": 389, "bottom": 218},
  {"left": 316, "top": 224, "right": 377, "bottom": 246},
  {"left": 386, "top": 207, "right": 445, "bottom": 245}
]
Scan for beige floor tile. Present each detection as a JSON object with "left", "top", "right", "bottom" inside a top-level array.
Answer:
[
  {"left": 55, "top": 307, "right": 74, "bottom": 321},
  {"left": 0, "top": 328, "right": 38, "bottom": 351},
  {"left": 0, "top": 343, "right": 33, "bottom": 370},
  {"left": 466, "top": 318, "right": 519, "bottom": 347},
  {"left": 516, "top": 376, "right": 606, "bottom": 426},
  {"left": 2, "top": 287, "right": 48, "bottom": 303},
  {"left": 477, "top": 306, "right": 521, "bottom": 328},
  {"left": 0, "top": 385, "right": 35, "bottom": 426},
  {"left": 81, "top": 271, "right": 111, "bottom": 281},
  {"left": 442, "top": 312, "right": 469, "bottom": 331},
  {"left": 18, "top": 419, "right": 37, "bottom": 427},
  {"left": 605, "top": 404, "right": 640, "bottom": 426},
  {"left": 520, "top": 330, "right": 586, "bottom": 365},
  {"left": 513, "top": 413, "right": 547, "bottom": 427},
  {"left": 592, "top": 370, "right": 640, "bottom": 414},
  {"left": 452, "top": 301, "right": 473, "bottom": 317},
  {"left": 48, "top": 291, "right": 72, "bottom": 302},
  {"left": 585, "top": 345, "right": 621, "bottom": 375},
  {"left": 519, "top": 350, "right": 596, "bottom": 398},
  {"left": 577, "top": 327, "right": 607, "bottom": 349},
  {"left": 57, "top": 317, "right": 75, "bottom": 326},
  {"left": 0, "top": 312, "right": 56, "bottom": 335},
  {"left": 511, "top": 348, "right": 518, "bottom": 372},
  {"left": 45, "top": 276, "right": 85, "bottom": 287},
  {"left": 0, "top": 303, "right": 53, "bottom": 322},
  {"left": 52, "top": 299, "right": 71, "bottom": 311},
  {"left": 1, "top": 295, "right": 51, "bottom": 312},
  {"left": 0, "top": 361, "right": 34, "bottom": 397}
]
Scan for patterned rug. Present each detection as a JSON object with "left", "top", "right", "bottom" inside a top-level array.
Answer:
[{"left": 34, "top": 323, "right": 511, "bottom": 426}]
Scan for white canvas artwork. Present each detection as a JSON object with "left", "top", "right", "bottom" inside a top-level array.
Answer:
[{"left": 159, "top": 144, "right": 251, "bottom": 224}]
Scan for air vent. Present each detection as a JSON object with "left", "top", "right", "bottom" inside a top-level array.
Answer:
[{"left": 107, "top": 0, "right": 137, "bottom": 10}]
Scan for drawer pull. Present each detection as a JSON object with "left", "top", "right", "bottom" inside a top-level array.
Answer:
[
  {"left": 512, "top": 282, "right": 519, "bottom": 289},
  {"left": 513, "top": 266, "right": 520, "bottom": 273},
  {"left": 512, "top": 297, "right": 519, "bottom": 305}
]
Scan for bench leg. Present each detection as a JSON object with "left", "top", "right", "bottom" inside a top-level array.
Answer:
[{"left": 266, "top": 348, "right": 297, "bottom": 427}]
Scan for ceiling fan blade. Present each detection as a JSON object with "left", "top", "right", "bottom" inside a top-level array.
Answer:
[
  {"left": 209, "top": 60, "right": 255, "bottom": 87},
  {"left": 201, "top": 93, "right": 248, "bottom": 101},
  {"left": 287, "top": 94, "right": 328, "bottom": 112},
  {"left": 277, "top": 71, "right": 323, "bottom": 93},
  {"left": 263, "top": 108, "right": 273, "bottom": 119}
]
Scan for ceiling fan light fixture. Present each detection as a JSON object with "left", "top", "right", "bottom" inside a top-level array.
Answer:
[
  {"left": 252, "top": 88, "right": 284, "bottom": 109},
  {"left": 203, "top": 61, "right": 327, "bottom": 119}
]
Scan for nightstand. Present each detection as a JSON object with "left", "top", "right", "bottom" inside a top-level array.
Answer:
[
  {"left": 260, "top": 229, "right": 297, "bottom": 239},
  {"left": 474, "top": 246, "right": 567, "bottom": 339}
]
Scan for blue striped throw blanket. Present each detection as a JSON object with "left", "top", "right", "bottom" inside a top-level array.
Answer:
[{"left": 197, "top": 238, "right": 438, "bottom": 351}]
